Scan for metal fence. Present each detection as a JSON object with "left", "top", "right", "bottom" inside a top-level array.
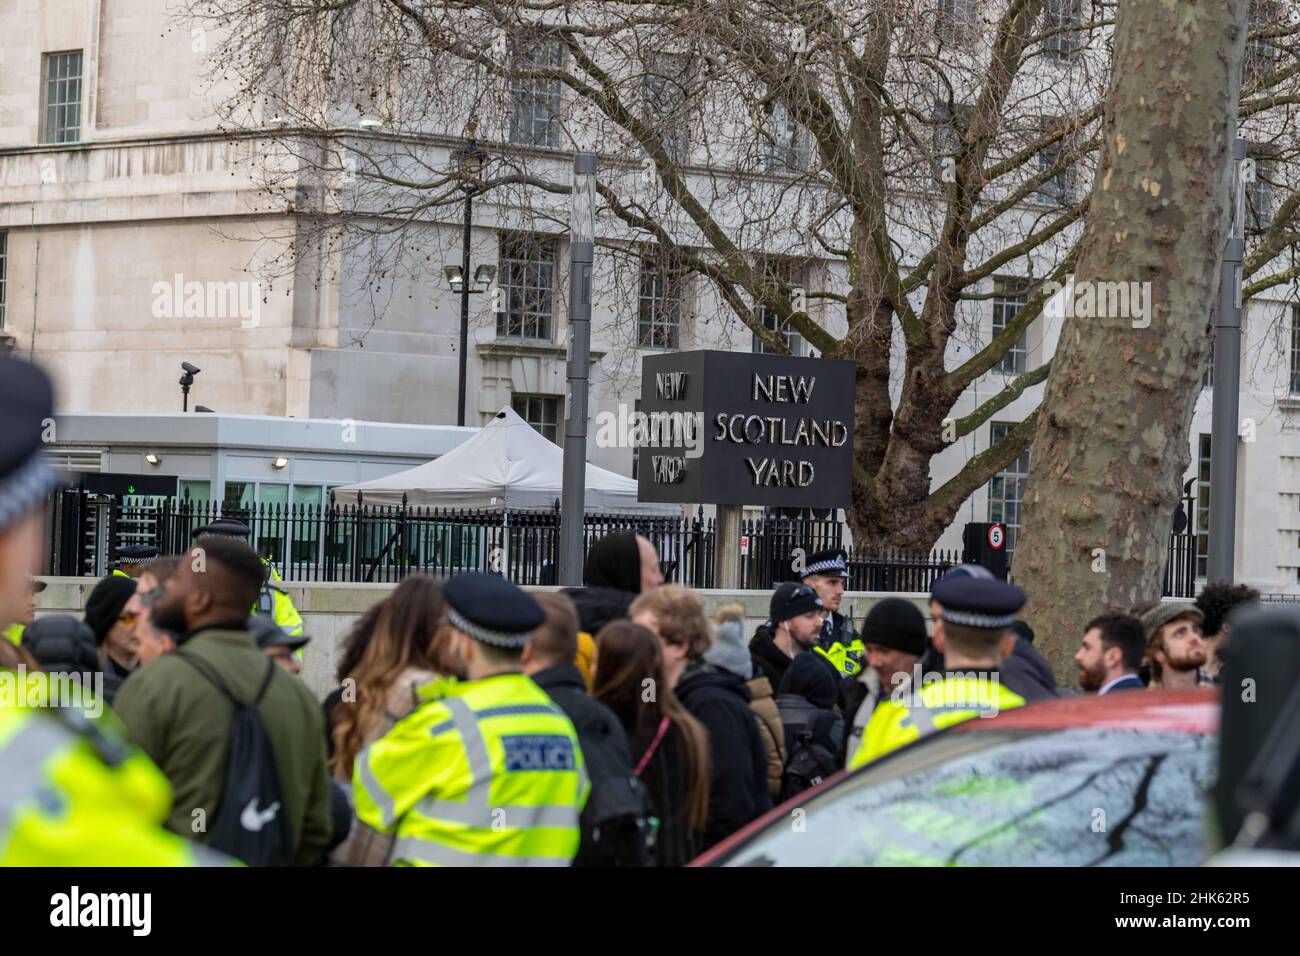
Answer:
[
  {"left": 42, "top": 488, "right": 1201, "bottom": 595},
  {"left": 42, "top": 491, "right": 963, "bottom": 591}
]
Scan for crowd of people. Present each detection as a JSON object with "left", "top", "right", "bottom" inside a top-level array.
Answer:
[{"left": 0, "top": 353, "right": 1262, "bottom": 867}]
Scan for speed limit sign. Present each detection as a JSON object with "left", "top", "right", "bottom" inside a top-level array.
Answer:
[{"left": 987, "top": 524, "right": 1005, "bottom": 550}]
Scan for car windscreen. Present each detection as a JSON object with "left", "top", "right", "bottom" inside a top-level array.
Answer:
[{"left": 722, "top": 727, "right": 1216, "bottom": 866}]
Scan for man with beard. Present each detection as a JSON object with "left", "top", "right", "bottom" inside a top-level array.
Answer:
[
  {"left": 1140, "top": 604, "right": 1212, "bottom": 690},
  {"left": 749, "top": 581, "right": 825, "bottom": 691},
  {"left": 113, "top": 535, "right": 333, "bottom": 864},
  {"left": 1073, "top": 612, "right": 1146, "bottom": 695}
]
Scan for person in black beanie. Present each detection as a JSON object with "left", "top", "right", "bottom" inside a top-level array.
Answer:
[
  {"left": 83, "top": 575, "right": 139, "bottom": 704},
  {"left": 841, "top": 598, "right": 927, "bottom": 766}
]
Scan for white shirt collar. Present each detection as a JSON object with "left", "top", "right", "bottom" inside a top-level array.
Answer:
[{"left": 1098, "top": 673, "right": 1139, "bottom": 695}]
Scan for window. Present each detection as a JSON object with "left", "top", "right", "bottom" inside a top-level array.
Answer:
[
  {"left": 933, "top": 100, "right": 972, "bottom": 182},
  {"left": 638, "top": 256, "right": 684, "bottom": 349},
  {"left": 1245, "top": 154, "right": 1275, "bottom": 231},
  {"left": 42, "top": 51, "right": 83, "bottom": 144},
  {"left": 988, "top": 422, "right": 1031, "bottom": 555},
  {"left": 0, "top": 232, "right": 7, "bottom": 330},
  {"left": 510, "top": 42, "right": 564, "bottom": 148},
  {"left": 1043, "top": 0, "right": 1084, "bottom": 60},
  {"left": 936, "top": 0, "right": 980, "bottom": 43},
  {"left": 717, "top": 728, "right": 1214, "bottom": 867},
  {"left": 1197, "top": 434, "right": 1211, "bottom": 579},
  {"left": 1244, "top": 1, "right": 1283, "bottom": 84},
  {"left": 1038, "top": 126, "right": 1076, "bottom": 203},
  {"left": 1291, "top": 306, "right": 1300, "bottom": 396},
  {"left": 513, "top": 394, "right": 561, "bottom": 444},
  {"left": 643, "top": 53, "right": 692, "bottom": 164},
  {"left": 766, "top": 101, "right": 812, "bottom": 172},
  {"left": 497, "top": 233, "right": 556, "bottom": 340},
  {"left": 751, "top": 261, "right": 805, "bottom": 356},
  {"left": 992, "top": 277, "right": 1029, "bottom": 375}
]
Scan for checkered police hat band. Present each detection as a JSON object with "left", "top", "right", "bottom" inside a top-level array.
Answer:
[
  {"left": 448, "top": 607, "right": 532, "bottom": 649},
  {"left": 0, "top": 454, "right": 59, "bottom": 534},
  {"left": 940, "top": 608, "right": 1018, "bottom": 629},
  {"left": 804, "top": 558, "right": 847, "bottom": 576}
]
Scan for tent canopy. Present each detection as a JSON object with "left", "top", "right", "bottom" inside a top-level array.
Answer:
[{"left": 332, "top": 407, "right": 679, "bottom": 514}]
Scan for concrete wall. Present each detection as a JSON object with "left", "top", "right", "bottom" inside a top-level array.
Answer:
[{"left": 31, "top": 577, "right": 932, "bottom": 699}]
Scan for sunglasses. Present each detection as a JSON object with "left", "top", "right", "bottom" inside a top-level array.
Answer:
[{"left": 118, "top": 610, "right": 138, "bottom": 627}]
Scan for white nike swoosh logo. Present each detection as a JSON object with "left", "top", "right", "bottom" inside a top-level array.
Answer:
[{"left": 240, "top": 797, "right": 281, "bottom": 831}]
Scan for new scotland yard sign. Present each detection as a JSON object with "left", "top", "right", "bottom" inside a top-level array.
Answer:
[{"left": 636, "top": 351, "right": 856, "bottom": 507}]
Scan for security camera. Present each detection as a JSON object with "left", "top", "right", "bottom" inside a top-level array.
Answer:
[{"left": 181, "top": 362, "right": 201, "bottom": 375}]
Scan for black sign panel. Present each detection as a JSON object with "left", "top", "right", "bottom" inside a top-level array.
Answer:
[
  {"left": 636, "top": 351, "right": 856, "bottom": 507},
  {"left": 68, "top": 472, "right": 179, "bottom": 497}
]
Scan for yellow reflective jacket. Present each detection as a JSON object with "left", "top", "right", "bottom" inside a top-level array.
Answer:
[
  {"left": 254, "top": 560, "right": 304, "bottom": 638},
  {"left": 3, "top": 624, "right": 22, "bottom": 646},
  {"left": 353, "top": 672, "right": 589, "bottom": 866},
  {"left": 0, "top": 670, "right": 229, "bottom": 866},
  {"left": 848, "top": 673, "right": 1026, "bottom": 770}
]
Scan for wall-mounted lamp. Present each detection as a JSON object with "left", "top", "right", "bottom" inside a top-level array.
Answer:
[
  {"left": 273, "top": 457, "right": 289, "bottom": 470},
  {"left": 145, "top": 453, "right": 161, "bottom": 466}
]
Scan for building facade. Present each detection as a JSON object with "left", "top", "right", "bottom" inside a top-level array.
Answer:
[{"left": 3, "top": 0, "right": 1298, "bottom": 592}]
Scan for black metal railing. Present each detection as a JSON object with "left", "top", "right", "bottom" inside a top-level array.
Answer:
[{"left": 41, "top": 489, "right": 1202, "bottom": 595}]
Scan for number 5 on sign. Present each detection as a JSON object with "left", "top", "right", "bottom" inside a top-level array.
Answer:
[{"left": 987, "top": 524, "right": 1005, "bottom": 550}]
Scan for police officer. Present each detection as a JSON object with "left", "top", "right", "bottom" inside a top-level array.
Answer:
[
  {"left": 847, "top": 575, "right": 1028, "bottom": 770},
  {"left": 3, "top": 577, "right": 44, "bottom": 646},
  {"left": 352, "top": 572, "right": 589, "bottom": 866},
  {"left": 0, "top": 354, "right": 222, "bottom": 865},
  {"left": 112, "top": 543, "right": 160, "bottom": 578},
  {"left": 190, "top": 518, "right": 304, "bottom": 637},
  {"left": 800, "top": 547, "right": 865, "bottom": 677}
]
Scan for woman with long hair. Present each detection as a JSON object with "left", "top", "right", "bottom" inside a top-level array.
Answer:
[
  {"left": 592, "top": 620, "right": 710, "bottom": 867},
  {"left": 329, "top": 574, "right": 451, "bottom": 866}
]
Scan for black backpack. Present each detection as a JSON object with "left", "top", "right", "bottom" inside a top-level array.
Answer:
[
  {"left": 575, "top": 728, "right": 655, "bottom": 867},
  {"left": 177, "top": 652, "right": 294, "bottom": 866},
  {"left": 780, "top": 711, "right": 841, "bottom": 802}
]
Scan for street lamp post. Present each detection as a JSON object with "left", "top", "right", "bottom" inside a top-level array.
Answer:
[
  {"left": 1208, "top": 138, "right": 1247, "bottom": 583},
  {"left": 559, "top": 154, "right": 597, "bottom": 586},
  {"left": 452, "top": 137, "right": 489, "bottom": 427}
]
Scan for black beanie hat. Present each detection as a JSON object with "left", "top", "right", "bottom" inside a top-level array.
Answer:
[
  {"left": 860, "top": 597, "right": 927, "bottom": 657},
  {"left": 770, "top": 581, "right": 824, "bottom": 624},
  {"left": 83, "top": 576, "right": 137, "bottom": 645}
]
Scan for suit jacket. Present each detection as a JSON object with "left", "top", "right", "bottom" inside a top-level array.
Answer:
[{"left": 1099, "top": 674, "right": 1146, "bottom": 695}]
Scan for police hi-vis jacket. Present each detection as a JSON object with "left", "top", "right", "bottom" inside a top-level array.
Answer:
[
  {"left": 353, "top": 672, "right": 589, "bottom": 866},
  {"left": 848, "top": 672, "right": 1025, "bottom": 770}
]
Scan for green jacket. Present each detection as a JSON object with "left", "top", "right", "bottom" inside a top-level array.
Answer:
[{"left": 113, "top": 626, "right": 333, "bottom": 865}]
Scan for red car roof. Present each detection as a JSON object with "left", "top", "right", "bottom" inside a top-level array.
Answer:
[
  {"left": 952, "top": 688, "right": 1219, "bottom": 735},
  {"left": 690, "top": 689, "right": 1218, "bottom": 866}
]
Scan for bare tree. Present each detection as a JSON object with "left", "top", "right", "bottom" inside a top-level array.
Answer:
[
  {"left": 183, "top": 0, "right": 1300, "bottom": 551},
  {"left": 1013, "top": 0, "right": 1250, "bottom": 677}
]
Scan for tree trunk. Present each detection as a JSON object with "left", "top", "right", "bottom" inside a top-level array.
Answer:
[{"left": 1012, "top": 0, "right": 1249, "bottom": 682}]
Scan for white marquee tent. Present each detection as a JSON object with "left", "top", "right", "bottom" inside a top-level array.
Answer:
[{"left": 333, "top": 407, "right": 679, "bottom": 515}]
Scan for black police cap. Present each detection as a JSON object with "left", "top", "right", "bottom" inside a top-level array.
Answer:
[
  {"left": 802, "top": 547, "right": 849, "bottom": 579},
  {"left": 443, "top": 572, "right": 544, "bottom": 649},
  {"left": 191, "top": 518, "right": 251, "bottom": 540},
  {"left": 116, "top": 544, "right": 161, "bottom": 564},
  {"left": 931, "top": 576, "right": 1026, "bottom": 629}
]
